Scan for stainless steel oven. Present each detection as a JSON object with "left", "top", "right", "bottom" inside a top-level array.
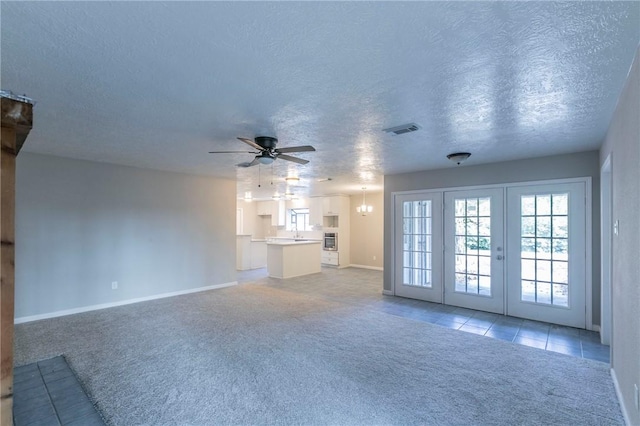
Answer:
[{"left": 323, "top": 232, "right": 338, "bottom": 251}]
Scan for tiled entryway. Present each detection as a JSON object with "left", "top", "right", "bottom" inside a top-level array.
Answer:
[
  {"left": 238, "top": 267, "right": 610, "bottom": 363},
  {"left": 13, "top": 356, "right": 104, "bottom": 426}
]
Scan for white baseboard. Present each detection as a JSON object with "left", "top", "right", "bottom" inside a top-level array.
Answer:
[
  {"left": 349, "top": 264, "right": 384, "bottom": 271},
  {"left": 14, "top": 281, "right": 238, "bottom": 324},
  {"left": 382, "top": 289, "right": 394, "bottom": 296},
  {"left": 611, "top": 368, "right": 633, "bottom": 426}
]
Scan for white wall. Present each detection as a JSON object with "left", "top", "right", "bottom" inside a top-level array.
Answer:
[
  {"left": 383, "top": 151, "right": 601, "bottom": 323},
  {"left": 599, "top": 47, "right": 639, "bottom": 426},
  {"left": 15, "top": 153, "right": 237, "bottom": 320}
]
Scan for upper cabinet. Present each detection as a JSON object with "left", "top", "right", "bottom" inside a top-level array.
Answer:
[
  {"left": 271, "top": 200, "right": 286, "bottom": 227},
  {"left": 256, "top": 200, "right": 285, "bottom": 226},
  {"left": 323, "top": 195, "right": 348, "bottom": 216},
  {"left": 256, "top": 201, "right": 272, "bottom": 216},
  {"left": 309, "top": 197, "right": 323, "bottom": 228}
]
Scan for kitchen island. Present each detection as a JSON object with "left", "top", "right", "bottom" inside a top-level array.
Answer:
[{"left": 266, "top": 240, "right": 322, "bottom": 279}]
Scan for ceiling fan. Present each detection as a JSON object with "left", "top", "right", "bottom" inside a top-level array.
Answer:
[{"left": 209, "top": 136, "right": 316, "bottom": 167}]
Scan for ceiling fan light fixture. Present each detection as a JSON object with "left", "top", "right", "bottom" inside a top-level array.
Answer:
[
  {"left": 257, "top": 153, "right": 275, "bottom": 165},
  {"left": 447, "top": 152, "right": 471, "bottom": 165}
]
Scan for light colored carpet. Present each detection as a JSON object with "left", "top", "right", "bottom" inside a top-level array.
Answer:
[{"left": 14, "top": 269, "right": 622, "bottom": 425}]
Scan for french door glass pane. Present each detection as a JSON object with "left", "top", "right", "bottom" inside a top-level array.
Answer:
[
  {"left": 402, "top": 200, "right": 432, "bottom": 287},
  {"left": 453, "top": 197, "right": 491, "bottom": 296},
  {"left": 520, "top": 193, "right": 569, "bottom": 307}
]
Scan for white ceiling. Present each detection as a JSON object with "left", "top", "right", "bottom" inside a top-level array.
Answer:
[{"left": 2, "top": 2, "right": 638, "bottom": 200}]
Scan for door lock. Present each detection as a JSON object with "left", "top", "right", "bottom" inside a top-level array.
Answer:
[{"left": 496, "top": 255, "right": 504, "bottom": 260}]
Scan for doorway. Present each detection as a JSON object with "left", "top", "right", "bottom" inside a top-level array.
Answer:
[{"left": 393, "top": 179, "right": 589, "bottom": 328}]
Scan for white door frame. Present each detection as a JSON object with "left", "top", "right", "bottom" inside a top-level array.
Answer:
[
  {"left": 390, "top": 177, "right": 593, "bottom": 330},
  {"left": 600, "top": 155, "right": 612, "bottom": 344}
]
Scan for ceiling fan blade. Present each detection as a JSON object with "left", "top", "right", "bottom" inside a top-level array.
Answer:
[
  {"left": 275, "top": 145, "right": 316, "bottom": 153},
  {"left": 277, "top": 154, "right": 309, "bottom": 165},
  {"left": 237, "top": 137, "right": 264, "bottom": 151},
  {"left": 209, "top": 150, "right": 257, "bottom": 154},
  {"left": 237, "top": 158, "right": 260, "bottom": 168}
]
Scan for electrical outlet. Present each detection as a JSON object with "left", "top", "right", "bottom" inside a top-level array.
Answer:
[
  {"left": 635, "top": 383, "right": 638, "bottom": 411},
  {"left": 111, "top": 281, "right": 118, "bottom": 290}
]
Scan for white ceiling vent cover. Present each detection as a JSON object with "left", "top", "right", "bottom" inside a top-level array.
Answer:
[{"left": 383, "top": 123, "right": 421, "bottom": 135}]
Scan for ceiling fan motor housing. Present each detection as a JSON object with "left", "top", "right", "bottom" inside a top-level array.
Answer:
[{"left": 255, "top": 136, "right": 278, "bottom": 149}]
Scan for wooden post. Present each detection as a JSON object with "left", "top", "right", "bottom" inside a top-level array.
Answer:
[{"left": 0, "top": 95, "right": 33, "bottom": 426}]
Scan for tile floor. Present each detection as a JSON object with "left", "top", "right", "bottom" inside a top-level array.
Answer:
[
  {"left": 13, "top": 356, "right": 104, "bottom": 426},
  {"left": 239, "top": 267, "right": 610, "bottom": 363}
]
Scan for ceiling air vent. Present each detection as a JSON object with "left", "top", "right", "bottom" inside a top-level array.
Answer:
[{"left": 383, "top": 123, "right": 421, "bottom": 135}]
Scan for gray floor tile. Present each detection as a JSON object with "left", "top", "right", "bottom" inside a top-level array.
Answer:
[
  {"left": 459, "top": 324, "right": 488, "bottom": 335},
  {"left": 13, "top": 375, "right": 45, "bottom": 393},
  {"left": 58, "top": 400, "right": 97, "bottom": 424},
  {"left": 46, "top": 375, "right": 81, "bottom": 393},
  {"left": 513, "top": 336, "right": 547, "bottom": 349},
  {"left": 436, "top": 320, "right": 463, "bottom": 330},
  {"left": 516, "top": 329, "right": 548, "bottom": 342},
  {"left": 439, "top": 313, "right": 469, "bottom": 324},
  {"left": 489, "top": 323, "right": 519, "bottom": 334},
  {"left": 51, "top": 390, "right": 90, "bottom": 412},
  {"left": 13, "top": 357, "right": 104, "bottom": 426},
  {"left": 547, "top": 335, "right": 581, "bottom": 349},
  {"left": 13, "top": 384, "right": 49, "bottom": 405},
  {"left": 13, "top": 401, "right": 57, "bottom": 426},
  {"left": 43, "top": 368, "right": 75, "bottom": 384},
  {"left": 484, "top": 329, "right": 516, "bottom": 342},
  {"left": 465, "top": 317, "right": 494, "bottom": 328},
  {"left": 546, "top": 342, "right": 583, "bottom": 357},
  {"left": 14, "top": 363, "right": 39, "bottom": 376},
  {"left": 65, "top": 412, "right": 104, "bottom": 426}
]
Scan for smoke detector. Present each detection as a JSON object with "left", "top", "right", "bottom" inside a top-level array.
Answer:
[{"left": 383, "top": 123, "right": 421, "bottom": 135}]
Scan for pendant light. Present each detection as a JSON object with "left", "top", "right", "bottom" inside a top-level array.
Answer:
[{"left": 356, "top": 187, "right": 373, "bottom": 216}]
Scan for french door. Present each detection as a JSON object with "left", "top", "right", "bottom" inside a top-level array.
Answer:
[
  {"left": 394, "top": 192, "right": 443, "bottom": 303},
  {"left": 506, "top": 183, "right": 586, "bottom": 328},
  {"left": 394, "top": 181, "right": 588, "bottom": 328},
  {"left": 444, "top": 189, "right": 504, "bottom": 314}
]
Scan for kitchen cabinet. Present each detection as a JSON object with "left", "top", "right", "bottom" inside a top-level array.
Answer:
[
  {"left": 322, "top": 195, "right": 349, "bottom": 216},
  {"left": 257, "top": 201, "right": 272, "bottom": 216},
  {"left": 250, "top": 241, "right": 267, "bottom": 269},
  {"left": 236, "top": 235, "right": 252, "bottom": 270},
  {"left": 267, "top": 240, "right": 322, "bottom": 278},
  {"left": 309, "top": 197, "right": 323, "bottom": 228},
  {"left": 271, "top": 200, "right": 286, "bottom": 227},
  {"left": 256, "top": 201, "right": 285, "bottom": 226},
  {"left": 321, "top": 250, "right": 339, "bottom": 266}
]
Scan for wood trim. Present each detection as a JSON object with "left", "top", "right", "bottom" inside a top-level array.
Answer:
[
  {"left": 1, "top": 96, "right": 33, "bottom": 425},
  {"left": 0, "top": 127, "right": 17, "bottom": 426}
]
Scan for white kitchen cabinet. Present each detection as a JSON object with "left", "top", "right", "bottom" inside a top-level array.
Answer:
[
  {"left": 321, "top": 250, "right": 339, "bottom": 266},
  {"left": 322, "top": 195, "right": 349, "bottom": 216},
  {"left": 256, "top": 201, "right": 272, "bottom": 216},
  {"left": 271, "top": 200, "right": 286, "bottom": 227},
  {"left": 309, "top": 197, "right": 323, "bottom": 228},
  {"left": 236, "top": 235, "right": 252, "bottom": 270},
  {"left": 250, "top": 241, "right": 267, "bottom": 269}
]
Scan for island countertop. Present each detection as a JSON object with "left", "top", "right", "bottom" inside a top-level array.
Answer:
[{"left": 266, "top": 240, "right": 322, "bottom": 246}]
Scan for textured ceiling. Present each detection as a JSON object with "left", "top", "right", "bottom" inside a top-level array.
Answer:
[{"left": 2, "top": 2, "right": 638, "bottom": 199}]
